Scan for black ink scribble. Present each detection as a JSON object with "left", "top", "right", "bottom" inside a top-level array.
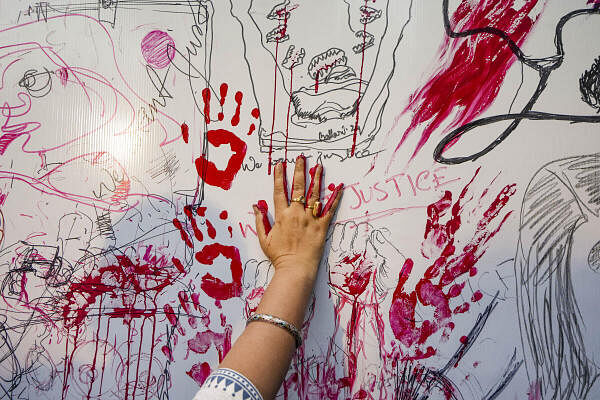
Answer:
[
  {"left": 18, "top": 68, "right": 53, "bottom": 98},
  {"left": 516, "top": 154, "right": 600, "bottom": 399},
  {"left": 433, "top": 2, "right": 600, "bottom": 164},
  {"left": 580, "top": 56, "right": 600, "bottom": 112}
]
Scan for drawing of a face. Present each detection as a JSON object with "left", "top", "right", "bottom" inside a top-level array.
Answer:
[
  {"left": 0, "top": 36, "right": 130, "bottom": 157},
  {"left": 516, "top": 153, "right": 600, "bottom": 399},
  {"left": 230, "top": 0, "right": 412, "bottom": 156}
]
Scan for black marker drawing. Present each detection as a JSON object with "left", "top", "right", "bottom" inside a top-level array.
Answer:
[
  {"left": 434, "top": 1, "right": 600, "bottom": 165},
  {"left": 516, "top": 153, "right": 600, "bottom": 399}
]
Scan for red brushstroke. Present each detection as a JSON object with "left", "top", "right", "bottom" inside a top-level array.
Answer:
[
  {"left": 389, "top": 170, "right": 516, "bottom": 360},
  {"left": 394, "top": 0, "right": 544, "bottom": 162}
]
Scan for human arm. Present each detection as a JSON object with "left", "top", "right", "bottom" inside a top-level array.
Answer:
[{"left": 217, "top": 157, "right": 343, "bottom": 399}]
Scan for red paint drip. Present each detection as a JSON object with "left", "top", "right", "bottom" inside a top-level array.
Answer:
[
  {"left": 181, "top": 123, "right": 189, "bottom": 143},
  {"left": 231, "top": 91, "right": 243, "bottom": 126},
  {"left": 201, "top": 88, "right": 211, "bottom": 124},
  {"left": 247, "top": 123, "right": 256, "bottom": 136},
  {"left": 351, "top": 0, "right": 369, "bottom": 157},
  {"left": 284, "top": 67, "right": 294, "bottom": 162},
  {"left": 394, "top": 0, "right": 543, "bottom": 161},
  {"left": 251, "top": 107, "right": 260, "bottom": 119}
]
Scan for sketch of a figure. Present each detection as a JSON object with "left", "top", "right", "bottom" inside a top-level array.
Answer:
[
  {"left": 516, "top": 154, "right": 600, "bottom": 399},
  {"left": 230, "top": 0, "right": 413, "bottom": 162}
]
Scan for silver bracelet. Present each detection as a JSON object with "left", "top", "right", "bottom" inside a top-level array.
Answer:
[{"left": 247, "top": 313, "right": 302, "bottom": 348}]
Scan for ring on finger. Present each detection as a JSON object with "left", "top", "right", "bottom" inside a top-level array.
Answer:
[
  {"left": 291, "top": 195, "right": 306, "bottom": 205},
  {"left": 307, "top": 201, "right": 321, "bottom": 217}
]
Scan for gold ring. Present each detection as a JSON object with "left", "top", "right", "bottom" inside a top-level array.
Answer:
[
  {"left": 291, "top": 195, "right": 305, "bottom": 205},
  {"left": 308, "top": 201, "right": 321, "bottom": 217}
]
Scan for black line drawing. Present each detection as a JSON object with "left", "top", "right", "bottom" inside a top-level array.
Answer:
[
  {"left": 434, "top": 1, "right": 600, "bottom": 165},
  {"left": 229, "top": 0, "right": 414, "bottom": 161},
  {"left": 515, "top": 153, "right": 600, "bottom": 399}
]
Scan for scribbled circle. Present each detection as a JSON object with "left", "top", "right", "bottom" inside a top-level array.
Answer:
[
  {"left": 589, "top": 240, "right": 600, "bottom": 272},
  {"left": 141, "top": 30, "right": 175, "bottom": 69}
]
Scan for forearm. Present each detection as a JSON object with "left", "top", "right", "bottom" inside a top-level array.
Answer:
[{"left": 219, "top": 266, "right": 316, "bottom": 400}]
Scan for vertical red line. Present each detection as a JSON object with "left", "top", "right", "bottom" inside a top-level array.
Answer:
[
  {"left": 145, "top": 314, "right": 157, "bottom": 400},
  {"left": 269, "top": 42, "right": 279, "bottom": 175},
  {"left": 125, "top": 319, "right": 132, "bottom": 399},
  {"left": 61, "top": 327, "right": 70, "bottom": 400},
  {"left": 285, "top": 67, "right": 294, "bottom": 163},
  {"left": 99, "top": 319, "right": 111, "bottom": 397},
  {"left": 351, "top": 1, "right": 369, "bottom": 157},
  {"left": 87, "top": 296, "right": 103, "bottom": 400},
  {"left": 132, "top": 316, "right": 146, "bottom": 400}
]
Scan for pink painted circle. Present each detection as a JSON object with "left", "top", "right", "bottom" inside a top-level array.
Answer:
[{"left": 141, "top": 30, "right": 175, "bottom": 69}]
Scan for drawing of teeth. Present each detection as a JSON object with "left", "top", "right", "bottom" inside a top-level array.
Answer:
[
  {"left": 308, "top": 48, "right": 347, "bottom": 80},
  {"left": 282, "top": 45, "right": 305, "bottom": 69},
  {"left": 266, "top": 25, "right": 289, "bottom": 43},
  {"left": 267, "top": 0, "right": 291, "bottom": 20},
  {"left": 359, "top": 5, "right": 382, "bottom": 24},
  {"left": 352, "top": 31, "right": 375, "bottom": 54}
]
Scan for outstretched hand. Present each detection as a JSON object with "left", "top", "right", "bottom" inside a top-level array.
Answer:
[{"left": 253, "top": 156, "right": 343, "bottom": 281}]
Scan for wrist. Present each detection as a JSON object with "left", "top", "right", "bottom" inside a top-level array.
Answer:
[{"left": 272, "top": 261, "right": 319, "bottom": 286}]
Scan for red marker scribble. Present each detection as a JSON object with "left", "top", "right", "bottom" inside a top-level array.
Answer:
[
  {"left": 392, "top": 0, "right": 544, "bottom": 163},
  {"left": 389, "top": 169, "right": 516, "bottom": 360},
  {"left": 141, "top": 30, "right": 176, "bottom": 69}
]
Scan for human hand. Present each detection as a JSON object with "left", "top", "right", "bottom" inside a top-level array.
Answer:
[{"left": 253, "top": 156, "right": 343, "bottom": 281}]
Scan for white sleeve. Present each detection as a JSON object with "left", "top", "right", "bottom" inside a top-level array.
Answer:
[{"left": 192, "top": 368, "right": 264, "bottom": 400}]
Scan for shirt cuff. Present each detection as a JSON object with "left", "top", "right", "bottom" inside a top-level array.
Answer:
[{"left": 193, "top": 368, "right": 263, "bottom": 400}]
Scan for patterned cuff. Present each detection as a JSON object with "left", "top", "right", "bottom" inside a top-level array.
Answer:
[{"left": 193, "top": 368, "right": 263, "bottom": 400}]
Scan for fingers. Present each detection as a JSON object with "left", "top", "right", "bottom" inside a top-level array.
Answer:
[
  {"left": 253, "top": 202, "right": 270, "bottom": 245},
  {"left": 306, "top": 164, "right": 323, "bottom": 216},
  {"left": 290, "top": 155, "right": 306, "bottom": 206},
  {"left": 321, "top": 183, "right": 344, "bottom": 224},
  {"left": 273, "top": 162, "right": 288, "bottom": 216}
]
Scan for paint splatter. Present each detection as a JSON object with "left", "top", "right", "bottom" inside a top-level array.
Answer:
[{"left": 393, "top": 0, "right": 544, "bottom": 162}]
